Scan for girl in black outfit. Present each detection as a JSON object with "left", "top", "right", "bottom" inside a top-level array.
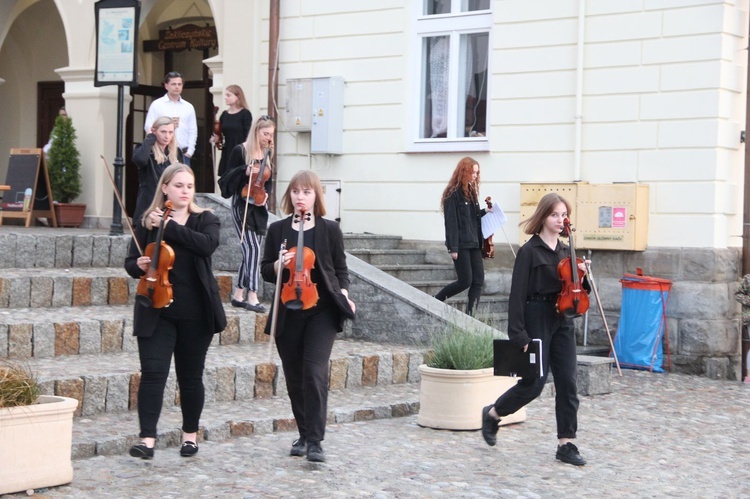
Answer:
[
  {"left": 125, "top": 164, "right": 226, "bottom": 460},
  {"left": 212, "top": 85, "right": 253, "bottom": 178},
  {"left": 260, "top": 170, "right": 356, "bottom": 463},
  {"left": 434, "top": 156, "right": 490, "bottom": 316},
  {"left": 131, "top": 116, "right": 183, "bottom": 225},
  {"left": 219, "top": 116, "right": 276, "bottom": 313},
  {"left": 480, "top": 192, "right": 589, "bottom": 466}
]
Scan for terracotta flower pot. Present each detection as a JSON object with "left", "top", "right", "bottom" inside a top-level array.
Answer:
[
  {"left": 417, "top": 365, "right": 526, "bottom": 430},
  {"left": 0, "top": 395, "right": 78, "bottom": 495},
  {"left": 54, "top": 203, "right": 86, "bottom": 228}
]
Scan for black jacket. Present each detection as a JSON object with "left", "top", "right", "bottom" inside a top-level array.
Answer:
[
  {"left": 124, "top": 210, "right": 227, "bottom": 337},
  {"left": 217, "top": 144, "right": 271, "bottom": 235},
  {"left": 443, "top": 189, "right": 485, "bottom": 253},
  {"left": 260, "top": 216, "right": 355, "bottom": 336},
  {"left": 131, "top": 134, "right": 183, "bottom": 224}
]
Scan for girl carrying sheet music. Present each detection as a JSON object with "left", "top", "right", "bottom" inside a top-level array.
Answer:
[{"left": 479, "top": 192, "right": 590, "bottom": 466}]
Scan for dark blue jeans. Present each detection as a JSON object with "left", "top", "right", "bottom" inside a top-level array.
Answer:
[
  {"left": 492, "top": 300, "right": 580, "bottom": 439},
  {"left": 136, "top": 316, "right": 213, "bottom": 438},
  {"left": 434, "top": 247, "right": 484, "bottom": 315}
]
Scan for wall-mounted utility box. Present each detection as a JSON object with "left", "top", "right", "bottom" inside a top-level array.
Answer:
[
  {"left": 285, "top": 78, "right": 313, "bottom": 131},
  {"left": 519, "top": 182, "right": 649, "bottom": 251},
  {"left": 284, "top": 76, "right": 344, "bottom": 154}
]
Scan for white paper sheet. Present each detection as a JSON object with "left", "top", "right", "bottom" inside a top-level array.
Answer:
[{"left": 481, "top": 204, "right": 507, "bottom": 239}]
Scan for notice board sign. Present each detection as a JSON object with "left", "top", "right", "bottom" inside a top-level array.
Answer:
[
  {"left": 94, "top": 0, "right": 140, "bottom": 87},
  {"left": 0, "top": 148, "right": 57, "bottom": 227}
]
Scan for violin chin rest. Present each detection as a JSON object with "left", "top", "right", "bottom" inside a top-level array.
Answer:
[{"left": 285, "top": 300, "right": 304, "bottom": 311}]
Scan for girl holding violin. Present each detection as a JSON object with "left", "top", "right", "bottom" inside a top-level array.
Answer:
[
  {"left": 434, "top": 157, "right": 490, "bottom": 316},
  {"left": 480, "top": 192, "right": 590, "bottom": 466},
  {"left": 260, "top": 170, "right": 356, "bottom": 463},
  {"left": 131, "top": 115, "right": 183, "bottom": 225},
  {"left": 124, "top": 164, "right": 226, "bottom": 460},
  {"left": 219, "top": 115, "right": 275, "bottom": 313},
  {"left": 212, "top": 84, "right": 253, "bottom": 178}
]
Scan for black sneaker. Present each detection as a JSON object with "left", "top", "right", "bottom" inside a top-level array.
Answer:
[
  {"left": 306, "top": 441, "right": 325, "bottom": 462},
  {"left": 481, "top": 405, "right": 500, "bottom": 446},
  {"left": 556, "top": 442, "right": 586, "bottom": 466},
  {"left": 290, "top": 437, "right": 307, "bottom": 457},
  {"left": 129, "top": 442, "right": 154, "bottom": 460}
]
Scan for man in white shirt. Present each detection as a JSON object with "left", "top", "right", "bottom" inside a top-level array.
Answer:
[{"left": 143, "top": 71, "right": 197, "bottom": 165}]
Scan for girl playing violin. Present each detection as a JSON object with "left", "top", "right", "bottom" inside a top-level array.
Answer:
[
  {"left": 480, "top": 192, "right": 590, "bottom": 466},
  {"left": 131, "top": 115, "right": 183, "bottom": 225},
  {"left": 219, "top": 115, "right": 275, "bottom": 313},
  {"left": 434, "top": 157, "right": 490, "bottom": 316},
  {"left": 260, "top": 170, "right": 356, "bottom": 463},
  {"left": 124, "top": 164, "right": 226, "bottom": 460}
]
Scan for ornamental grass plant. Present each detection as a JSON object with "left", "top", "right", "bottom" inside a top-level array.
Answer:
[
  {"left": 425, "top": 326, "right": 497, "bottom": 370},
  {"left": 0, "top": 360, "right": 40, "bottom": 409}
]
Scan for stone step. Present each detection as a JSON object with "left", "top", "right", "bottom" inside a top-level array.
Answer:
[
  {"left": 72, "top": 382, "right": 421, "bottom": 459},
  {"left": 343, "top": 233, "right": 403, "bottom": 251},
  {"left": 0, "top": 303, "right": 265, "bottom": 359},
  {"left": 376, "top": 264, "right": 457, "bottom": 281},
  {"left": 0, "top": 267, "right": 236, "bottom": 309},
  {"left": 347, "top": 249, "right": 427, "bottom": 266},
  {"left": 0, "top": 230, "right": 130, "bottom": 269},
  {"left": 29, "top": 339, "right": 426, "bottom": 418}
]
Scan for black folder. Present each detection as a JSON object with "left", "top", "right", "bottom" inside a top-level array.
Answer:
[{"left": 493, "top": 339, "right": 543, "bottom": 378}]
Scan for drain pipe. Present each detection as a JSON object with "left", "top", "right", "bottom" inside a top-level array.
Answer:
[
  {"left": 742, "top": 13, "right": 750, "bottom": 381},
  {"left": 573, "top": 0, "right": 586, "bottom": 182},
  {"left": 267, "top": 0, "right": 280, "bottom": 213}
]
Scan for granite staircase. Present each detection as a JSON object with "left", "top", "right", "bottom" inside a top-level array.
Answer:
[{"left": 0, "top": 226, "right": 427, "bottom": 459}]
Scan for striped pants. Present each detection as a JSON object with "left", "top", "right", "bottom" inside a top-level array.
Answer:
[{"left": 231, "top": 199, "right": 262, "bottom": 292}]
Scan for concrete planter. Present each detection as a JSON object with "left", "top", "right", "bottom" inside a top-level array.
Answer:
[
  {"left": 0, "top": 395, "right": 78, "bottom": 495},
  {"left": 417, "top": 365, "right": 526, "bottom": 430}
]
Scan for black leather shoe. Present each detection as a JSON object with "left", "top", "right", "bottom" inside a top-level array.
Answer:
[
  {"left": 180, "top": 441, "right": 199, "bottom": 457},
  {"left": 556, "top": 442, "right": 586, "bottom": 466},
  {"left": 245, "top": 302, "right": 266, "bottom": 313},
  {"left": 481, "top": 405, "right": 500, "bottom": 447},
  {"left": 306, "top": 441, "right": 325, "bottom": 462},
  {"left": 290, "top": 437, "right": 306, "bottom": 457},
  {"left": 231, "top": 299, "right": 247, "bottom": 308},
  {"left": 129, "top": 442, "right": 154, "bottom": 459}
]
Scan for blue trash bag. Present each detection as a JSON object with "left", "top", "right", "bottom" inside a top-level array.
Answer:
[{"left": 613, "top": 275, "right": 671, "bottom": 372}]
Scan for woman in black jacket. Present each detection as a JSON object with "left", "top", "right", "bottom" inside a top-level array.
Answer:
[
  {"left": 434, "top": 156, "right": 489, "bottom": 316},
  {"left": 131, "top": 116, "right": 183, "bottom": 225},
  {"left": 260, "top": 170, "right": 355, "bottom": 463},
  {"left": 124, "top": 163, "right": 226, "bottom": 460}
]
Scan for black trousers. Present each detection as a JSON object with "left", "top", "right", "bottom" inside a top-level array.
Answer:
[
  {"left": 435, "top": 247, "right": 484, "bottom": 315},
  {"left": 136, "top": 316, "right": 213, "bottom": 439},
  {"left": 276, "top": 305, "right": 339, "bottom": 443},
  {"left": 492, "top": 300, "right": 580, "bottom": 439}
]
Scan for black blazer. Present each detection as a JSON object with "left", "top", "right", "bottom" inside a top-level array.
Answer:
[
  {"left": 443, "top": 189, "right": 485, "bottom": 253},
  {"left": 131, "top": 133, "right": 183, "bottom": 224},
  {"left": 260, "top": 216, "right": 355, "bottom": 336},
  {"left": 124, "top": 210, "right": 227, "bottom": 337}
]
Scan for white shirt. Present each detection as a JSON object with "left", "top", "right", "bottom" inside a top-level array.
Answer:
[{"left": 143, "top": 94, "right": 198, "bottom": 157}]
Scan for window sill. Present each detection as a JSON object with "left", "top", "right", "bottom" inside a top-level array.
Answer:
[{"left": 406, "top": 138, "right": 490, "bottom": 154}]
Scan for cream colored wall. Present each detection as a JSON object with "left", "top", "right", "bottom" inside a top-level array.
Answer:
[{"left": 270, "top": 0, "right": 748, "bottom": 249}]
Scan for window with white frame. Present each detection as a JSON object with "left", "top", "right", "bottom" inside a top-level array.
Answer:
[{"left": 412, "top": 0, "right": 491, "bottom": 151}]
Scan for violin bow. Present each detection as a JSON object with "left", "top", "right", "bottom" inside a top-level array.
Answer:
[
  {"left": 268, "top": 239, "right": 287, "bottom": 362},
  {"left": 100, "top": 155, "right": 144, "bottom": 256},
  {"left": 583, "top": 255, "right": 623, "bottom": 377}
]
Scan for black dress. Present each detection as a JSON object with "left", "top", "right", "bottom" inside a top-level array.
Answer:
[{"left": 218, "top": 108, "right": 253, "bottom": 177}]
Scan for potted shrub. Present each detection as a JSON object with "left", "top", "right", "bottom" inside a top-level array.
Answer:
[
  {"left": 46, "top": 113, "right": 86, "bottom": 227},
  {"left": 0, "top": 360, "right": 78, "bottom": 495},
  {"left": 417, "top": 326, "right": 526, "bottom": 430}
]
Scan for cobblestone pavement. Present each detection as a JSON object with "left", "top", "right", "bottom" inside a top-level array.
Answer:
[{"left": 4, "top": 370, "right": 750, "bottom": 498}]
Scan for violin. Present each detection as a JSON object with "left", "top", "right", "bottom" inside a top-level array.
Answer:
[
  {"left": 556, "top": 218, "right": 589, "bottom": 318},
  {"left": 482, "top": 196, "right": 495, "bottom": 259},
  {"left": 241, "top": 148, "right": 272, "bottom": 205},
  {"left": 213, "top": 106, "right": 223, "bottom": 150},
  {"left": 281, "top": 211, "right": 319, "bottom": 310},
  {"left": 137, "top": 201, "right": 175, "bottom": 309}
]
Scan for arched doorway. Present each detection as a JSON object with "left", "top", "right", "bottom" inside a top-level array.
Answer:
[{"left": 125, "top": 1, "right": 218, "bottom": 212}]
